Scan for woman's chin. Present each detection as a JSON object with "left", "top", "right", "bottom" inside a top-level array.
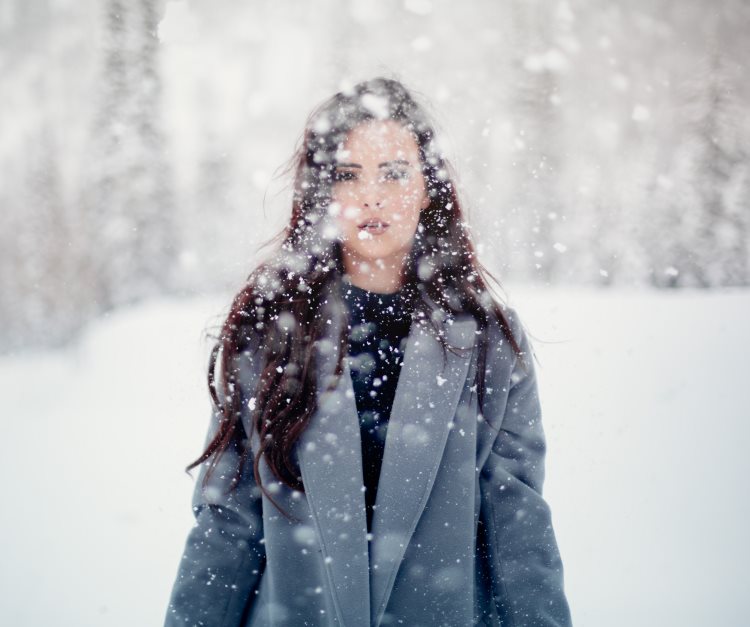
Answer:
[{"left": 344, "top": 241, "right": 409, "bottom": 265}]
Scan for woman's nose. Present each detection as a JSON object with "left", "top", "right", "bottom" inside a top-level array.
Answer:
[{"left": 361, "top": 180, "right": 384, "bottom": 208}]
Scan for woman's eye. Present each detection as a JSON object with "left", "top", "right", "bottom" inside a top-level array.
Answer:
[
  {"left": 333, "top": 170, "right": 357, "bottom": 183},
  {"left": 383, "top": 170, "right": 409, "bottom": 182}
]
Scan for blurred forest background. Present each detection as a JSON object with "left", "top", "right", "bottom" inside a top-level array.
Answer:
[{"left": 0, "top": 0, "right": 748, "bottom": 353}]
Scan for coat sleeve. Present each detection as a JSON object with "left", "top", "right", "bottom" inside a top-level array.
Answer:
[
  {"left": 479, "top": 308, "right": 572, "bottom": 627},
  {"left": 164, "top": 358, "right": 266, "bottom": 626}
]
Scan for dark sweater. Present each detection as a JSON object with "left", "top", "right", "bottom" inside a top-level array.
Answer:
[{"left": 339, "top": 280, "right": 414, "bottom": 534}]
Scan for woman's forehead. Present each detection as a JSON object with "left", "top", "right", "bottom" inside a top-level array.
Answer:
[{"left": 338, "top": 119, "right": 419, "bottom": 161}]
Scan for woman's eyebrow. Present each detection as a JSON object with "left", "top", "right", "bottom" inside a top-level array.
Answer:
[{"left": 336, "top": 159, "right": 412, "bottom": 168}]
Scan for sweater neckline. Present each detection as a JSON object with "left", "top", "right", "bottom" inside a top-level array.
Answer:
[{"left": 340, "top": 279, "right": 414, "bottom": 324}]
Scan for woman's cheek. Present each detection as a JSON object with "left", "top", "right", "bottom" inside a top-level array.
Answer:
[{"left": 390, "top": 209, "right": 406, "bottom": 224}]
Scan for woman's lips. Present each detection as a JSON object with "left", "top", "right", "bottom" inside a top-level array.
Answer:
[{"left": 357, "top": 221, "right": 389, "bottom": 238}]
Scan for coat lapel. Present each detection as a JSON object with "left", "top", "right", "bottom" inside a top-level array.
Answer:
[
  {"left": 297, "top": 303, "right": 371, "bottom": 627},
  {"left": 369, "top": 311, "right": 477, "bottom": 626},
  {"left": 297, "top": 291, "right": 477, "bottom": 627}
]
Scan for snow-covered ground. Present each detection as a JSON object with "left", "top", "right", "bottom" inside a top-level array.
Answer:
[{"left": 1, "top": 286, "right": 748, "bottom": 627}]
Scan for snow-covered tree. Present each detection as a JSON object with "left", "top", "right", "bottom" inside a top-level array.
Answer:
[
  {"left": 80, "top": 0, "right": 176, "bottom": 310},
  {"left": 503, "top": 0, "right": 566, "bottom": 285},
  {"left": 651, "top": 37, "right": 749, "bottom": 287}
]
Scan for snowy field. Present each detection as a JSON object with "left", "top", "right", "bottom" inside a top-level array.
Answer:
[{"left": 0, "top": 285, "right": 748, "bottom": 627}]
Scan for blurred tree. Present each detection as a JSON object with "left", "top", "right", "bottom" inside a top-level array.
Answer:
[
  {"left": 654, "top": 32, "right": 748, "bottom": 287},
  {"left": 505, "top": 0, "right": 565, "bottom": 285},
  {"left": 81, "top": 0, "right": 176, "bottom": 311}
]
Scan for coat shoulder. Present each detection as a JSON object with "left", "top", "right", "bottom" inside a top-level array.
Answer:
[{"left": 483, "top": 302, "right": 529, "bottom": 364}]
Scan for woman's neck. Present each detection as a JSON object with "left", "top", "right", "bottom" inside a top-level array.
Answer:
[{"left": 341, "top": 253, "right": 407, "bottom": 294}]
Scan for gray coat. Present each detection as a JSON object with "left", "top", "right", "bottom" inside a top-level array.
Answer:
[{"left": 164, "top": 297, "right": 572, "bottom": 627}]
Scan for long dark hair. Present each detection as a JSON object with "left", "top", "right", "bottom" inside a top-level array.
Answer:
[{"left": 187, "top": 76, "right": 528, "bottom": 519}]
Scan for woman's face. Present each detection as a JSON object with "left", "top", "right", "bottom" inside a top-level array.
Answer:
[{"left": 330, "top": 119, "right": 430, "bottom": 275}]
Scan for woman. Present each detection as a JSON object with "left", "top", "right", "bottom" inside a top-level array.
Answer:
[{"left": 164, "top": 77, "right": 572, "bottom": 627}]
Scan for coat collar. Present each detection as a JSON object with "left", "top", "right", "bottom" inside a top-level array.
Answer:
[{"left": 297, "top": 288, "right": 477, "bottom": 627}]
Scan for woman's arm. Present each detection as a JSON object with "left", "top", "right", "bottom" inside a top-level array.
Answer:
[
  {"left": 164, "top": 374, "right": 266, "bottom": 626},
  {"left": 479, "top": 309, "right": 572, "bottom": 627}
]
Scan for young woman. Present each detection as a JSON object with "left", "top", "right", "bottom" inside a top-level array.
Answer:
[{"left": 164, "top": 77, "right": 572, "bottom": 627}]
